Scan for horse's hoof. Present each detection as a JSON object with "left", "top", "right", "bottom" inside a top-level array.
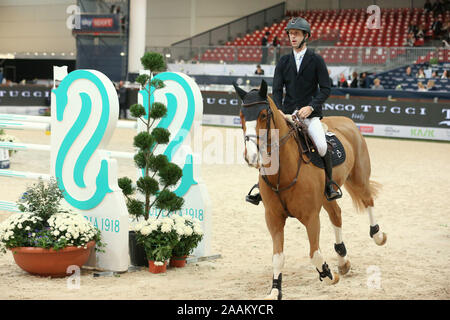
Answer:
[
  {"left": 374, "top": 232, "right": 387, "bottom": 246},
  {"left": 324, "top": 272, "right": 340, "bottom": 285},
  {"left": 338, "top": 260, "right": 351, "bottom": 275},
  {"left": 264, "top": 289, "right": 281, "bottom": 300}
]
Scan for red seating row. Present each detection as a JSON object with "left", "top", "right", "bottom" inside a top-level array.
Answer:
[
  {"left": 199, "top": 8, "right": 449, "bottom": 63},
  {"left": 415, "top": 49, "right": 450, "bottom": 64}
]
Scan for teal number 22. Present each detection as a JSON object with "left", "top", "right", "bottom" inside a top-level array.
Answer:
[{"left": 140, "top": 72, "right": 198, "bottom": 197}]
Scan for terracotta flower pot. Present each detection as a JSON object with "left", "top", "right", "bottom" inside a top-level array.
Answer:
[
  {"left": 170, "top": 255, "right": 187, "bottom": 268},
  {"left": 10, "top": 241, "right": 95, "bottom": 278},
  {"left": 148, "top": 260, "right": 167, "bottom": 273}
]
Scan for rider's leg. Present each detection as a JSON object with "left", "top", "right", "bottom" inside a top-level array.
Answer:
[{"left": 304, "top": 117, "right": 341, "bottom": 201}]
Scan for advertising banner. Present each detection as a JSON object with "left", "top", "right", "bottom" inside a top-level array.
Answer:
[
  {"left": 0, "top": 86, "right": 51, "bottom": 106},
  {"left": 72, "top": 14, "right": 121, "bottom": 34},
  {"left": 199, "top": 93, "right": 450, "bottom": 141}
]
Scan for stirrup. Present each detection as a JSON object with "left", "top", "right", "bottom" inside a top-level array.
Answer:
[
  {"left": 246, "top": 184, "right": 261, "bottom": 205},
  {"left": 325, "top": 180, "right": 343, "bottom": 201}
]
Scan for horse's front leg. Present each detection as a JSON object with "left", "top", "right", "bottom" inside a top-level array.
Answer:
[
  {"left": 264, "top": 209, "right": 286, "bottom": 300},
  {"left": 306, "top": 214, "right": 340, "bottom": 285}
]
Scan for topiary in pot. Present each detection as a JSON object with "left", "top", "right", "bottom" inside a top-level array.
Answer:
[{"left": 118, "top": 52, "right": 184, "bottom": 267}]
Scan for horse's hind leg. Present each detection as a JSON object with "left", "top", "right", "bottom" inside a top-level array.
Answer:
[
  {"left": 345, "top": 140, "right": 387, "bottom": 246},
  {"left": 323, "top": 201, "right": 351, "bottom": 275},
  {"left": 306, "top": 214, "right": 340, "bottom": 285},
  {"left": 367, "top": 206, "right": 387, "bottom": 246},
  {"left": 264, "top": 210, "right": 286, "bottom": 300}
]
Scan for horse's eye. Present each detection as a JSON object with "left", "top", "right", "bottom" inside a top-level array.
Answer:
[{"left": 260, "top": 113, "right": 267, "bottom": 120}]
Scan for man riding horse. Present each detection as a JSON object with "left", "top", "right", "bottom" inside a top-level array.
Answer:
[{"left": 246, "top": 17, "right": 341, "bottom": 205}]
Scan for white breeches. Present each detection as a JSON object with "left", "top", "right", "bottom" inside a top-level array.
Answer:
[{"left": 303, "top": 117, "right": 327, "bottom": 157}]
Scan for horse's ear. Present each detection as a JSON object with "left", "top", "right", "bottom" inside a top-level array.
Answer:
[
  {"left": 233, "top": 82, "right": 247, "bottom": 101},
  {"left": 259, "top": 79, "right": 268, "bottom": 98}
]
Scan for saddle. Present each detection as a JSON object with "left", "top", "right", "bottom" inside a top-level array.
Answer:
[{"left": 285, "top": 115, "right": 346, "bottom": 169}]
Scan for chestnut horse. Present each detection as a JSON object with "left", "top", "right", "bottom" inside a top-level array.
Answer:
[{"left": 234, "top": 80, "right": 387, "bottom": 300}]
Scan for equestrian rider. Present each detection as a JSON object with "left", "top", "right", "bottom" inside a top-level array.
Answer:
[{"left": 246, "top": 17, "right": 341, "bottom": 205}]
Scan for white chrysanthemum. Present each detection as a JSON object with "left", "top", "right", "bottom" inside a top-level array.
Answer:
[
  {"left": 173, "top": 215, "right": 185, "bottom": 224},
  {"left": 152, "top": 219, "right": 162, "bottom": 228},
  {"left": 194, "top": 225, "right": 203, "bottom": 235},
  {"left": 183, "top": 226, "right": 193, "bottom": 236},
  {"left": 140, "top": 226, "right": 151, "bottom": 236},
  {"left": 161, "top": 223, "right": 172, "bottom": 233},
  {"left": 176, "top": 226, "right": 185, "bottom": 236},
  {"left": 148, "top": 223, "right": 157, "bottom": 232}
]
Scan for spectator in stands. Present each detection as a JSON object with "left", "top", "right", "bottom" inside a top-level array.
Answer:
[
  {"left": 442, "top": 20, "right": 450, "bottom": 42},
  {"left": 328, "top": 69, "right": 335, "bottom": 87},
  {"left": 408, "top": 22, "right": 418, "bottom": 37},
  {"left": 371, "top": 78, "right": 384, "bottom": 90},
  {"left": 272, "top": 36, "right": 280, "bottom": 47},
  {"left": 117, "top": 81, "right": 128, "bottom": 119},
  {"left": 416, "top": 67, "right": 426, "bottom": 78},
  {"left": 432, "top": 0, "right": 445, "bottom": 15},
  {"left": 431, "top": 71, "right": 438, "bottom": 78},
  {"left": 426, "top": 80, "right": 438, "bottom": 91},
  {"left": 416, "top": 25, "right": 426, "bottom": 40},
  {"left": 359, "top": 72, "right": 368, "bottom": 88},
  {"left": 424, "top": 0, "right": 433, "bottom": 13},
  {"left": 350, "top": 72, "right": 358, "bottom": 88},
  {"left": 405, "top": 31, "right": 416, "bottom": 47},
  {"left": 254, "top": 64, "right": 265, "bottom": 75},
  {"left": 338, "top": 73, "right": 349, "bottom": 88},
  {"left": 405, "top": 66, "right": 413, "bottom": 77},
  {"left": 441, "top": 69, "right": 449, "bottom": 78},
  {"left": 272, "top": 36, "right": 281, "bottom": 62},
  {"left": 431, "top": 18, "right": 443, "bottom": 38},
  {"left": 417, "top": 81, "right": 427, "bottom": 91},
  {"left": 1, "top": 79, "right": 13, "bottom": 86},
  {"left": 261, "top": 31, "right": 270, "bottom": 64}
]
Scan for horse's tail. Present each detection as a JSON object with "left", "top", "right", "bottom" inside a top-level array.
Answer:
[{"left": 344, "top": 179, "right": 382, "bottom": 213}]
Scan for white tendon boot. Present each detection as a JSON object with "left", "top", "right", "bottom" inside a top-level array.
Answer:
[
  {"left": 333, "top": 226, "right": 351, "bottom": 275},
  {"left": 265, "top": 253, "right": 284, "bottom": 300},
  {"left": 367, "top": 207, "right": 387, "bottom": 246}
]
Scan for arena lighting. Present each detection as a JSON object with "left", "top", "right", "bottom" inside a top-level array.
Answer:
[
  {"left": 61, "top": 53, "right": 66, "bottom": 56},
  {"left": 70, "top": 52, "right": 74, "bottom": 56},
  {"left": 120, "top": 52, "right": 125, "bottom": 56},
  {"left": 0, "top": 53, "right": 14, "bottom": 59},
  {"left": 165, "top": 53, "right": 171, "bottom": 58},
  {"left": 34, "top": 52, "right": 38, "bottom": 56},
  {"left": 51, "top": 53, "right": 55, "bottom": 56}
]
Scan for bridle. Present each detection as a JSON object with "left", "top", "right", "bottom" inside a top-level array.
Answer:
[{"left": 242, "top": 101, "right": 303, "bottom": 218}]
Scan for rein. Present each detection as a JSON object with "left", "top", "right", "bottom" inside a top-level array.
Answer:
[{"left": 257, "top": 108, "right": 303, "bottom": 218}]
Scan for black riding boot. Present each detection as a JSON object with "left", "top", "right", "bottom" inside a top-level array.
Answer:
[
  {"left": 322, "top": 151, "right": 342, "bottom": 201},
  {"left": 246, "top": 183, "right": 262, "bottom": 205}
]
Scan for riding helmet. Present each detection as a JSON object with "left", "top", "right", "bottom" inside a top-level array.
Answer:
[{"left": 285, "top": 17, "right": 311, "bottom": 36}]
